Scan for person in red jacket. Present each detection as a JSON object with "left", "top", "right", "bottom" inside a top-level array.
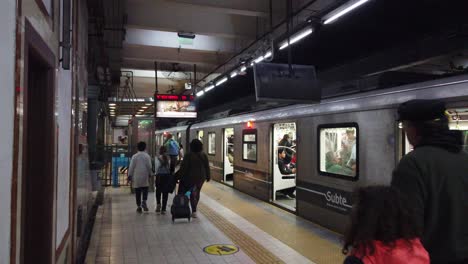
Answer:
[{"left": 342, "top": 186, "right": 429, "bottom": 264}]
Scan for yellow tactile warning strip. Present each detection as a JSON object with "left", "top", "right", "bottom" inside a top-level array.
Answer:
[
  {"left": 199, "top": 203, "right": 285, "bottom": 264},
  {"left": 201, "top": 183, "right": 345, "bottom": 264}
]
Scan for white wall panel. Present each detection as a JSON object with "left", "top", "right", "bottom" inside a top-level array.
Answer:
[
  {"left": 0, "top": 0, "right": 16, "bottom": 263},
  {"left": 55, "top": 68, "right": 72, "bottom": 248}
]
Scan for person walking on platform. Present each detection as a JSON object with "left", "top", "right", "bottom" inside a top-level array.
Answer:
[
  {"left": 175, "top": 139, "right": 211, "bottom": 218},
  {"left": 342, "top": 186, "right": 429, "bottom": 264},
  {"left": 392, "top": 99, "right": 468, "bottom": 264},
  {"left": 154, "top": 146, "right": 174, "bottom": 215},
  {"left": 128, "top": 141, "right": 153, "bottom": 213},
  {"left": 164, "top": 133, "right": 180, "bottom": 175}
]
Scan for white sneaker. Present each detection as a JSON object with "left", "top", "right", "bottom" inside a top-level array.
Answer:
[{"left": 191, "top": 212, "right": 198, "bottom": 218}]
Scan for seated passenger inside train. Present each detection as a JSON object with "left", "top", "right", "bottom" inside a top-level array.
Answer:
[
  {"left": 279, "top": 134, "right": 294, "bottom": 164},
  {"left": 277, "top": 148, "right": 296, "bottom": 198},
  {"left": 325, "top": 151, "right": 354, "bottom": 176},
  {"left": 278, "top": 149, "right": 296, "bottom": 175}
]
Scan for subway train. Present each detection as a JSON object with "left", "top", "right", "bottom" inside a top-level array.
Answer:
[{"left": 155, "top": 75, "right": 468, "bottom": 233}]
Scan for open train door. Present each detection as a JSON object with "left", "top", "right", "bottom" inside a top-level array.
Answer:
[
  {"left": 272, "top": 122, "right": 297, "bottom": 211},
  {"left": 223, "top": 128, "right": 234, "bottom": 186}
]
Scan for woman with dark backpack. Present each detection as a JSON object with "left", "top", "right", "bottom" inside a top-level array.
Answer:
[
  {"left": 175, "top": 139, "right": 211, "bottom": 218},
  {"left": 342, "top": 186, "right": 429, "bottom": 264},
  {"left": 154, "top": 146, "right": 174, "bottom": 214}
]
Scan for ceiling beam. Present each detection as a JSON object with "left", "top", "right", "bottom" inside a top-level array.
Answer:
[
  {"left": 125, "top": 28, "right": 251, "bottom": 53},
  {"left": 168, "top": 0, "right": 269, "bottom": 17},
  {"left": 126, "top": 0, "right": 264, "bottom": 38},
  {"left": 122, "top": 44, "right": 232, "bottom": 67}
]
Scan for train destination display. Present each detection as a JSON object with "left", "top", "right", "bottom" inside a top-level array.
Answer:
[{"left": 155, "top": 94, "right": 197, "bottom": 118}]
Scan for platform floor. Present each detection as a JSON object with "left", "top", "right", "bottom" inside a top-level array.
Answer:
[{"left": 86, "top": 181, "right": 344, "bottom": 264}]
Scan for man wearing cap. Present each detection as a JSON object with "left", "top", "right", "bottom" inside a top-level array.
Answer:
[{"left": 392, "top": 99, "right": 468, "bottom": 264}]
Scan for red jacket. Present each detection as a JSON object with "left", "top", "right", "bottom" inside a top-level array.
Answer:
[{"left": 351, "top": 239, "right": 429, "bottom": 264}]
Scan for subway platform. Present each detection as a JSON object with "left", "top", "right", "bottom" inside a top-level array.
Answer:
[{"left": 85, "top": 182, "right": 344, "bottom": 264}]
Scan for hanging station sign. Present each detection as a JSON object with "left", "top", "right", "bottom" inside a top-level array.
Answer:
[{"left": 154, "top": 94, "right": 197, "bottom": 118}]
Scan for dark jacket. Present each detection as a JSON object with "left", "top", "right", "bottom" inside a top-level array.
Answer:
[
  {"left": 176, "top": 152, "right": 211, "bottom": 189},
  {"left": 279, "top": 139, "right": 293, "bottom": 163},
  {"left": 391, "top": 146, "right": 468, "bottom": 263},
  {"left": 278, "top": 157, "right": 293, "bottom": 175}
]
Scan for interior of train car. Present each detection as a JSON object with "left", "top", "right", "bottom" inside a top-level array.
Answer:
[
  {"left": 272, "top": 122, "right": 297, "bottom": 210},
  {"left": 223, "top": 128, "right": 235, "bottom": 186}
]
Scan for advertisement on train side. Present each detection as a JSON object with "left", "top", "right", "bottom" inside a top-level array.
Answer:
[{"left": 154, "top": 94, "right": 197, "bottom": 118}]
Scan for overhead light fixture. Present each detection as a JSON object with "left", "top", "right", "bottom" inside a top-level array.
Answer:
[
  {"left": 109, "top": 106, "right": 116, "bottom": 109},
  {"left": 279, "top": 27, "right": 313, "bottom": 50},
  {"left": 109, "top": 103, "right": 116, "bottom": 106},
  {"left": 145, "top": 103, "right": 152, "bottom": 106},
  {"left": 205, "top": 85, "right": 215, "bottom": 92},
  {"left": 196, "top": 90, "right": 205, "bottom": 97},
  {"left": 254, "top": 55, "right": 265, "bottom": 64},
  {"left": 230, "top": 71, "right": 238, "bottom": 78},
  {"left": 264, "top": 51, "right": 272, "bottom": 58},
  {"left": 215, "top": 77, "right": 228, "bottom": 86},
  {"left": 323, "top": 0, "right": 370, "bottom": 25},
  {"left": 240, "top": 66, "right": 247, "bottom": 72},
  {"left": 250, "top": 62, "right": 255, "bottom": 66},
  {"left": 141, "top": 106, "right": 148, "bottom": 109}
]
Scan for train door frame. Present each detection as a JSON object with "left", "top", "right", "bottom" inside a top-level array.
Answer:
[
  {"left": 270, "top": 122, "right": 297, "bottom": 212},
  {"left": 223, "top": 128, "right": 234, "bottom": 186},
  {"left": 20, "top": 20, "right": 57, "bottom": 263}
]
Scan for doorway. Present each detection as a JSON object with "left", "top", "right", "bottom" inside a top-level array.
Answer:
[
  {"left": 223, "top": 128, "right": 234, "bottom": 186},
  {"left": 21, "top": 22, "right": 56, "bottom": 263},
  {"left": 272, "top": 123, "right": 297, "bottom": 211}
]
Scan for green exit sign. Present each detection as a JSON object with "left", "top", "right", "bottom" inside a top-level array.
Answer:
[{"left": 178, "top": 37, "right": 193, "bottom": 45}]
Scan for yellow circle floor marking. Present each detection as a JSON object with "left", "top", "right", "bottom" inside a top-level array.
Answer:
[{"left": 203, "top": 244, "right": 239, "bottom": 256}]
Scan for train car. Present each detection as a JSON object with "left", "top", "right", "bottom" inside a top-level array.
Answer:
[{"left": 155, "top": 74, "right": 468, "bottom": 233}]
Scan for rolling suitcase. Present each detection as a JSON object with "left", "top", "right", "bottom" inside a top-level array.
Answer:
[{"left": 171, "top": 193, "right": 191, "bottom": 222}]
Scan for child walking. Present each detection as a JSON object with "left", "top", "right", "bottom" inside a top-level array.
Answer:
[{"left": 154, "top": 146, "right": 173, "bottom": 214}]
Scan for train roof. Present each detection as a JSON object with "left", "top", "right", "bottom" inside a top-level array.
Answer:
[{"left": 156, "top": 74, "right": 468, "bottom": 133}]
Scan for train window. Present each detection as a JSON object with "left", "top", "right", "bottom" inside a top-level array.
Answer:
[
  {"left": 198, "top": 130, "right": 204, "bottom": 141},
  {"left": 177, "top": 132, "right": 182, "bottom": 143},
  {"left": 447, "top": 108, "right": 468, "bottom": 153},
  {"left": 242, "top": 129, "right": 257, "bottom": 162},
  {"left": 318, "top": 123, "right": 359, "bottom": 180},
  {"left": 208, "top": 132, "right": 216, "bottom": 155}
]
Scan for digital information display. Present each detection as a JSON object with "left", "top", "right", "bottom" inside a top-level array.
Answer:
[{"left": 155, "top": 94, "right": 197, "bottom": 118}]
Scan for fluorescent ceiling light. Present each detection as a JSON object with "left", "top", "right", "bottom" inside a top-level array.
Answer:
[
  {"left": 254, "top": 55, "right": 265, "bottom": 64},
  {"left": 109, "top": 106, "right": 116, "bottom": 109},
  {"left": 215, "top": 77, "right": 228, "bottom": 86},
  {"left": 264, "top": 51, "right": 272, "bottom": 58},
  {"left": 240, "top": 66, "right": 247, "bottom": 72},
  {"left": 230, "top": 71, "right": 238, "bottom": 78},
  {"left": 145, "top": 103, "right": 152, "bottom": 106},
  {"left": 109, "top": 103, "right": 116, "bottom": 106},
  {"left": 141, "top": 106, "right": 148, "bottom": 109},
  {"left": 250, "top": 62, "right": 254, "bottom": 66},
  {"left": 323, "top": 0, "right": 370, "bottom": 25},
  {"left": 196, "top": 90, "right": 205, "bottom": 97},
  {"left": 205, "top": 85, "right": 215, "bottom": 92},
  {"left": 279, "top": 27, "right": 313, "bottom": 50}
]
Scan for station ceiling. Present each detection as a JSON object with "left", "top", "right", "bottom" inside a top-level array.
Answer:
[{"left": 100, "top": 0, "right": 468, "bottom": 125}]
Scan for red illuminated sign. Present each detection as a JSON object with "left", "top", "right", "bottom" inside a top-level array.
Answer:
[{"left": 155, "top": 94, "right": 194, "bottom": 101}]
